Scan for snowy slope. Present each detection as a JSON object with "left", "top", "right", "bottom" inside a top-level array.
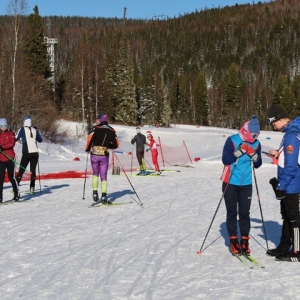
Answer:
[{"left": 0, "top": 122, "right": 299, "bottom": 300}]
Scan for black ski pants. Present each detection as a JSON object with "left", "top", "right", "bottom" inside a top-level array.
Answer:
[
  {"left": 16, "top": 152, "right": 39, "bottom": 188},
  {"left": 0, "top": 160, "right": 18, "bottom": 198},
  {"left": 223, "top": 182, "right": 252, "bottom": 238},
  {"left": 280, "top": 193, "right": 300, "bottom": 252}
]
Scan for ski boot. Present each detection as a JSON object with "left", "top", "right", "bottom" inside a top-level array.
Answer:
[
  {"left": 92, "top": 191, "right": 99, "bottom": 202},
  {"left": 101, "top": 193, "right": 112, "bottom": 205},
  {"left": 229, "top": 235, "right": 240, "bottom": 255},
  {"left": 101, "top": 193, "right": 107, "bottom": 204},
  {"left": 13, "top": 191, "right": 20, "bottom": 202},
  {"left": 240, "top": 236, "right": 251, "bottom": 255},
  {"left": 266, "top": 246, "right": 289, "bottom": 257},
  {"left": 30, "top": 187, "right": 35, "bottom": 194}
]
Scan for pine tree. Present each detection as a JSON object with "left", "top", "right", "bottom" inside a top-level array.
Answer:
[
  {"left": 194, "top": 71, "right": 209, "bottom": 125},
  {"left": 108, "top": 37, "right": 137, "bottom": 125},
  {"left": 23, "top": 5, "right": 51, "bottom": 78},
  {"left": 223, "top": 63, "right": 241, "bottom": 128}
]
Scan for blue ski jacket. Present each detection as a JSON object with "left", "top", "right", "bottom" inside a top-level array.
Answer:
[
  {"left": 221, "top": 133, "right": 262, "bottom": 186},
  {"left": 277, "top": 116, "right": 300, "bottom": 194}
]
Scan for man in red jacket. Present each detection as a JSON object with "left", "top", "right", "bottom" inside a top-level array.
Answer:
[{"left": 0, "top": 118, "right": 19, "bottom": 202}]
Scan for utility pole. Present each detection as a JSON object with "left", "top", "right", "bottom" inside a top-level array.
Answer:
[
  {"left": 123, "top": 7, "right": 127, "bottom": 23},
  {"left": 44, "top": 36, "right": 58, "bottom": 91}
]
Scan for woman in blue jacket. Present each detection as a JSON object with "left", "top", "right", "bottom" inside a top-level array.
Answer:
[{"left": 221, "top": 115, "right": 262, "bottom": 255}]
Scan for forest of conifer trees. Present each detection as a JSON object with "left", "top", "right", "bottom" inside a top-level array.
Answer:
[{"left": 0, "top": 0, "right": 300, "bottom": 133}]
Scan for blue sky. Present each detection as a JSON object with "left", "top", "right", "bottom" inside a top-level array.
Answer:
[{"left": 1, "top": 0, "right": 262, "bottom": 19}]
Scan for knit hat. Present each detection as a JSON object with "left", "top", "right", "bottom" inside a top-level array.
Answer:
[
  {"left": 267, "top": 104, "right": 288, "bottom": 124},
  {"left": 136, "top": 127, "right": 141, "bottom": 133},
  {"left": 23, "top": 116, "right": 32, "bottom": 127},
  {"left": 97, "top": 113, "right": 108, "bottom": 123},
  {"left": 240, "top": 115, "right": 260, "bottom": 143},
  {"left": 0, "top": 118, "right": 8, "bottom": 127}
]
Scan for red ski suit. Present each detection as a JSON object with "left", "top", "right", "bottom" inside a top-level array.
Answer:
[{"left": 147, "top": 138, "right": 160, "bottom": 172}]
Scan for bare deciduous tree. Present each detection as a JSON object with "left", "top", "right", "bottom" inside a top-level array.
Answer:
[{"left": 7, "top": 0, "right": 28, "bottom": 119}]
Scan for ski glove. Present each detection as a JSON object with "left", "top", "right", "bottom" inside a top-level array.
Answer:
[
  {"left": 246, "top": 146, "right": 258, "bottom": 162},
  {"left": 0, "top": 145, "right": 2, "bottom": 151},
  {"left": 234, "top": 143, "right": 248, "bottom": 158},
  {"left": 269, "top": 177, "right": 285, "bottom": 200}
]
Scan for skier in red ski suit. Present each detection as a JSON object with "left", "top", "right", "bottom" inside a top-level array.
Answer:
[{"left": 146, "top": 134, "right": 160, "bottom": 175}]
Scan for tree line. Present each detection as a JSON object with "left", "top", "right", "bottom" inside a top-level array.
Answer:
[{"left": 0, "top": 0, "right": 300, "bottom": 136}]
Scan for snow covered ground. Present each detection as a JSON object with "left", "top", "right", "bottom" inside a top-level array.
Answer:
[{"left": 0, "top": 121, "right": 299, "bottom": 299}]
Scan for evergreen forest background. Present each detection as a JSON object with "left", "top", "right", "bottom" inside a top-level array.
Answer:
[{"left": 0, "top": 0, "right": 300, "bottom": 136}]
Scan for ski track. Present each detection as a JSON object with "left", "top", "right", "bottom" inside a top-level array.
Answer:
[{"left": 0, "top": 147, "right": 299, "bottom": 298}]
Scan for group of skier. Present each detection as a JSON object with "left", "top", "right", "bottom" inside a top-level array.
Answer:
[
  {"left": 1, "top": 106, "right": 298, "bottom": 264},
  {"left": 0, "top": 116, "right": 42, "bottom": 202},
  {"left": 131, "top": 127, "right": 161, "bottom": 176},
  {"left": 221, "top": 104, "right": 300, "bottom": 262},
  {"left": 63, "top": 106, "right": 300, "bottom": 262},
  {"left": 85, "top": 113, "right": 161, "bottom": 205}
]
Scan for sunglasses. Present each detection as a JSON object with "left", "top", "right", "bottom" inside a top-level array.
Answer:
[{"left": 251, "top": 133, "right": 259, "bottom": 139}]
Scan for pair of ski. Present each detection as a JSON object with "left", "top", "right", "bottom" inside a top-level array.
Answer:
[
  {"left": 233, "top": 253, "right": 265, "bottom": 269},
  {"left": 88, "top": 200, "right": 132, "bottom": 208}
]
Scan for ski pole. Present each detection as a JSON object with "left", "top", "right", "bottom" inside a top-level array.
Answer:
[
  {"left": 252, "top": 165, "right": 269, "bottom": 250},
  {"left": 37, "top": 158, "right": 42, "bottom": 192},
  {"left": 113, "top": 152, "right": 143, "bottom": 207},
  {"left": 130, "top": 144, "right": 133, "bottom": 175},
  {"left": 0, "top": 149, "right": 31, "bottom": 173},
  {"left": 82, "top": 152, "right": 89, "bottom": 199},
  {"left": 197, "top": 160, "right": 239, "bottom": 254}
]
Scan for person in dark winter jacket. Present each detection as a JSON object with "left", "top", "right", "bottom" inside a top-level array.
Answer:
[
  {"left": 131, "top": 127, "right": 146, "bottom": 175},
  {"left": 266, "top": 104, "right": 300, "bottom": 262},
  {"left": 0, "top": 118, "right": 20, "bottom": 201},
  {"left": 15, "top": 116, "right": 43, "bottom": 194},
  {"left": 85, "top": 113, "right": 119, "bottom": 204},
  {"left": 221, "top": 115, "right": 262, "bottom": 256}
]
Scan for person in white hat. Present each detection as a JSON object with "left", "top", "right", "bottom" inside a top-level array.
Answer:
[{"left": 15, "top": 116, "right": 43, "bottom": 194}]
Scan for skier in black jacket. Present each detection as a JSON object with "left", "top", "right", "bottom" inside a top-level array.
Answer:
[
  {"left": 131, "top": 127, "right": 146, "bottom": 175},
  {"left": 85, "top": 114, "right": 119, "bottom": 204}
]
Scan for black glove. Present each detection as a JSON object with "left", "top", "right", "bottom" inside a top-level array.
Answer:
[
  {"left": 269, "top": 177, "right": 278, "bottom": 192},
  {"left": 0, "top": 145, "right": 2, "bottom": 151},
  {"left": 275, "top": 189, "right": 286, "bottom": 200},
  {"left": 269, "top": 177, "right": 285, "bottom": 200},
  {"left": 146, "top": 148, "right": 150, "bottom": 152},
  {"left": 85, "top": 149, "right": 90, "bottom": 153}
]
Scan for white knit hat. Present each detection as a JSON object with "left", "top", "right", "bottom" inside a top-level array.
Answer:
[
  {"left": 0, "top": 118, "right": 8, "bottom": 127},
  {"left": 23, "top": 116, "right": 32, "bottom": 127}
]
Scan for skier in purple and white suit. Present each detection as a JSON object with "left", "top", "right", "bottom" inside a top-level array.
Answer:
[{"left": 85, "top": 114, "right": 119, "bottom": 204}]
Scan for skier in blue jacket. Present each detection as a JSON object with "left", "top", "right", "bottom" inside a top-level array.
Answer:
[
  {"left": 221, "top": 115, "right": 262, "bottom": 255},
  {"left": 267, "top": 104, "right": 300, "bottom": 262}
]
